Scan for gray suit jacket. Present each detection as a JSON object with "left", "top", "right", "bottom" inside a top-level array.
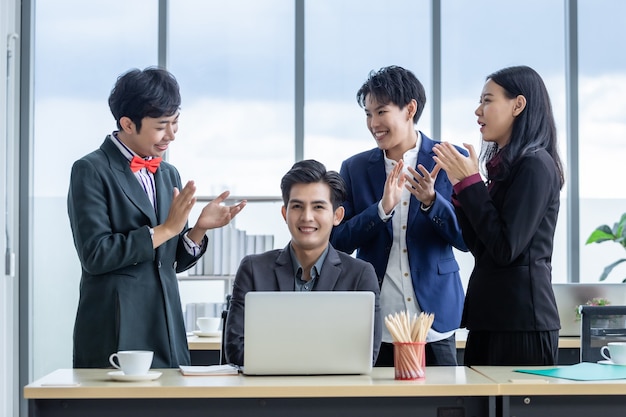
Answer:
[
  {"left": 67, "top": 137, "right": 207, "bottom": 368},
  {"left": 224, "top": 243, "right": 382, "bottom": 366}
]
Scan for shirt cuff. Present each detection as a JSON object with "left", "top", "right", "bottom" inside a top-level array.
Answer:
[
  {"left": 377, "top": 201, "right": 393, "bottom": 222},
  {"left": 453, "top": 173, "right": 483, "bottom": 195},
  {"left": 182, "top": 232, "right": 204, "bottom": 257}
]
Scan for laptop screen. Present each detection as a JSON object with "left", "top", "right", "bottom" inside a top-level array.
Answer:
[{"left": 242, "top": 291, "right": 375, "bottom": 375}]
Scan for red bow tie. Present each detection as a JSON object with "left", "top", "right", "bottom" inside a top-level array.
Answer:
[{"left": 130, "top": 156, "right": 162, "bottom": 174}]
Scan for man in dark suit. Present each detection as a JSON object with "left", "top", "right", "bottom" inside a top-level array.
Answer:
[
  {"left": 330, "top": 66, "right": 468, "bottom": 366},
  {"left": 224, "top": 160, "right": 381, "bottom": 366},
  {"left": 68, "top": 67, "right": 246, "bottom": 368}
]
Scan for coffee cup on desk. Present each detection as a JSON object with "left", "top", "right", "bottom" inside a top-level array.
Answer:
[
  {"left": 600, "top": 342, "right": 626, "bottom": 365},
  {"left": 196, "top": 316, "right": 221, "bottom": 333},
  {"left": 108, "top": 350, "right": 153, "bottom": 375}
]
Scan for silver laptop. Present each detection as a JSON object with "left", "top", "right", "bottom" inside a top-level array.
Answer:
[
  {"left": 243, "top": 291, "right": 375, "bottom": 375},
  {"left": 553, "top": 283, "right": 626, "bottom": 336}
]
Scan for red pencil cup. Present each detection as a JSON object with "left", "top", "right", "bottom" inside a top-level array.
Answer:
[{"left": 393, "top": 342, "right": 425, "bottom": 380}]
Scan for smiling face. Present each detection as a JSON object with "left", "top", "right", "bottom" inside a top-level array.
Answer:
[
  {"left": 364, "top": 94, "right": 417, "bottom": 161},
  {"left": 281, "top": 182, "right": 344, "bottom": 261},
  {"left": 118, "top": 112, "right": 179, "bottom": 157},
  {"left": 475, "top": 79, "right": 523, "bottom": 148}
]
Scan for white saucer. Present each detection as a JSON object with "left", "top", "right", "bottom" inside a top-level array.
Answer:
[
  {"left": 597, "top": 360, "right": 626, "bottom": 366},
  {"left": 193, "top": 330, "right": 222, "bottom": 337},
  {"left": 107, "top": 371, "right": 162, "bottom": 382}
]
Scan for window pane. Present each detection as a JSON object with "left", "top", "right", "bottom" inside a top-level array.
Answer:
[
  {"left": 304, "top": 0, "right": 432, "bottom": 172},
  {"left": 578, "top": 0, "right": 626, "bottom": 283},
  {"left": 168, "top": 0, "right": 294, "bottom": 197},
  {"left": 441, "top": 0, "right": 567, "bottom": 283},
  {"left": 32, "top": 0, "right": 158, "bottom": 378}
]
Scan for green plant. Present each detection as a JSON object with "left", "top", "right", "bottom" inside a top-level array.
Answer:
[
  {"left": 575, "top": 297, "right": 611, "bottom": 321},
  {"left": 585, "top": 212, "right": 626, "bottom": 282}
]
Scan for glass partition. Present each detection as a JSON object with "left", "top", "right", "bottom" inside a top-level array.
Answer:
[
  {"left": 578, "top": 0, "right": 626, "bottom": 283},
  {"left": 32, "top": 0, "right": 158, "bottom": 378}
]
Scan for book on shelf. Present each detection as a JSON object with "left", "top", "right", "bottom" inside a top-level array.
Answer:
[
  {"left": 245, "top": 234, "right": 256, "bottom": 257},
  {"left": 254, "top": 235, "right": 265, "bottom": 254},
  {"left": 202, "top": 229, "right": 215, "bottom": 275},
  {"left": 179, "top": 364, "right": 239, "bottom": 376},
  {"left": 236, "top": 228, "right": 246, "bottom": 270},
  {"left": 211, "top": 226, "right": 223, "bottom": 275},
  {"left": 221, "top": 224, "right": 232, "bottom": 275},
  {"left": 187, "top": 226, "right": 275, "bottom": 277}
]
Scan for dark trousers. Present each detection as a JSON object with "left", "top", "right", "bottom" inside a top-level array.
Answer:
[
  {"left": 374, "top": 333, "right": 458, "bottom": 367},
  {"left": 463, "top": 330, "right": 559, "bottom": 366}
]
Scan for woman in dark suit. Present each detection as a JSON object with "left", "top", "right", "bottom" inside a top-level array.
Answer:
[{"left": 432, "top": 66, "right": 564, "bottom": 365}]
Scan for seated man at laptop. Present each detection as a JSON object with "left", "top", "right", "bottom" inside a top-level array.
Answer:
[{"left": 224, "top": 159, "right": 382, "bottom": 366}]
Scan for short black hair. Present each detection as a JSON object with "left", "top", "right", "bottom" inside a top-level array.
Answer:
[
  {"left": 108, "top": 66, "right": 181, "bottom": 133},
  {"left": 356, "top": 65, "right": 426, "bottom": 124},
  {"left": 280, "top": 160, "right": 346, "bottom": 210}
]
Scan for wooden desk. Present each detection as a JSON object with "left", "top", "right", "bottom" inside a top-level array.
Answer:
[
  {"left": 473, "top": 365, "right": 626, "bottom": 417},
  {"left": 187, "top": 335, "right": 221, "bottom": 365},
  {"left": 187, "top": 334, "right": 221, "bottom": 351},
  {"left": 24, "top": 367, "right": 498, "bottom": 417}
]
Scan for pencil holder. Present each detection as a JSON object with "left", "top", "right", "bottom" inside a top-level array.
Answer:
[{"left": 393, "top": 342, "right": 425, "bottom": 380}]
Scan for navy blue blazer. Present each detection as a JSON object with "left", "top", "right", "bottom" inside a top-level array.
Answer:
[
  {"left": 224, "top": 243, "right": 382, "bottom": 367},
  {"left": 330, "top": 132, "right": 468, "bottom": 333},
  {"left": 68, "top": 137, "right": 207, "bottom": 368}
]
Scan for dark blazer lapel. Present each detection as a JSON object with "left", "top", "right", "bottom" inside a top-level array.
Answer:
[
  {"left": 366, "top": 150, "right": 386, "bottom": 198},
  {"left": 274, "top": 245, "right": 296, "bottom": 291},
  {"left": 315, "top": 246, "right": 342, "bottom": 291},
  {"left": 407, "top": 133, "right": 438, "bottom": 225},
  {"left": 367, "top": 149, "right": 392, "bottom": 238},
  {"left": 417, "top": 133, "right": 437, "bottom": 172},
  {"left": 101, "top": 139, "right": 158, "bottom": 226},
  {"left": 154, "top": 165, "right": 172, "bottom": 225}
]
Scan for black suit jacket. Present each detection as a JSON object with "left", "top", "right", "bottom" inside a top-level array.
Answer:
[
  {"left": 456, "top": 149, "right": 561, "bottom": 331},
  {"left": 67, "top": 137, "right": 207, "bottom": 368},
  {"left": 224, "top": 244, "right": 382, "bottom": 366}
]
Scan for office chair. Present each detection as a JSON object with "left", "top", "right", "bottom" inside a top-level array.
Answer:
[
  {"left": 580, "top": 305, "right": 626, "bottom": 363},
  {"left": 219, "top": 295, "right": 231, "bottom": 365}
]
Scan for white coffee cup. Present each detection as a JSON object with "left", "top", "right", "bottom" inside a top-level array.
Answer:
[
  {"left": 600, "top": 342, "right": 626, "bottom": 365},
  {"left": 196, "top": 316, "right": 221, "bottom": 333},
  {"left": 108, "top": 350, "right": 154, "bottom": 375}
]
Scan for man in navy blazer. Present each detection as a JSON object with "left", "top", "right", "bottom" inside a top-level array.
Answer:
[
  {"left": 224, "top": 160, "right": 381, "bottom": 366},
  {"left": 68, "top": 67, "right": 245, "bottom": 368},
  {"left": 330, "top": 66, "right": 468, "bottom": 366}
]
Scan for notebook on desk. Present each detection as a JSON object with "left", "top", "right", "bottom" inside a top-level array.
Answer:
[
  {"left": 553, "top": 283, "right": 626, "bottom": 336},
  {"left": 242, "top": 291, "right": 375, "bottom": 376}
]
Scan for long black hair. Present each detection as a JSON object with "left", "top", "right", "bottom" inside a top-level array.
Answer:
[{"left": 480, "top": 65, "right": 565, "bottom": 189}]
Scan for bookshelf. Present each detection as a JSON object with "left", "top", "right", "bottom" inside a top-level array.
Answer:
[
  {"left": 177, "top": 274, "right": 235, "bottom": 296},
  {"left": 177, "top": 195, "right": 283, "bottom": 296}
]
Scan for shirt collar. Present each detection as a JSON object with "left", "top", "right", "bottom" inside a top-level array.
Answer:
[
  {"left": 383, "top": 130, "right": 421, "bottom": 169},
  {"left": 109, "top": 132, "right": 158, "bottom": 162},
  {"left": 289, "top": 244, "right": 329, "bottom": 290}
]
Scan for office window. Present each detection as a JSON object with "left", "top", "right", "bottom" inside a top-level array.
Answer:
[
  {"left": 440, "top": 0, "right": 567, "bottom": 282},
  {"left": 304, "top": 0, "right": 432, "bottom": 172},
  {"left": 168, "top": 0, "right": 295, "bottom": 197},
  {"left": 578, "top": 0, "right": 626, "bottom": 283},
  {"left": 32, "top": 0, "right": 158, "bottom": 378}
]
